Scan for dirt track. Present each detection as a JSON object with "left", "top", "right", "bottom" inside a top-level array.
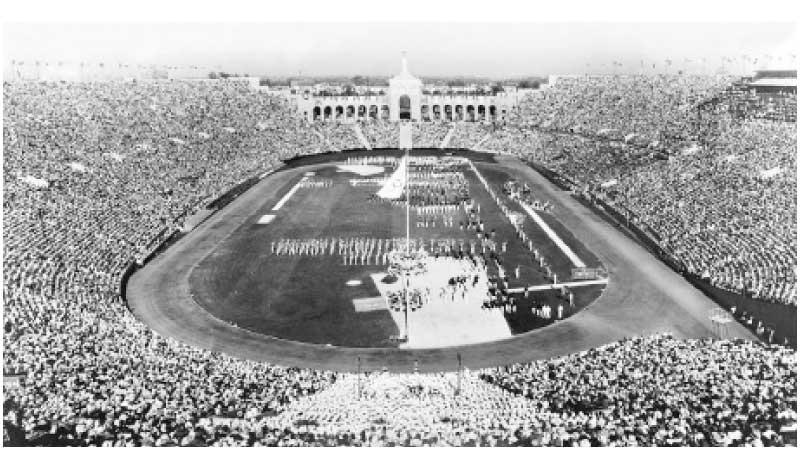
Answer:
[{"left": 126, "top": 153, "right": 754, "bottom": 373}]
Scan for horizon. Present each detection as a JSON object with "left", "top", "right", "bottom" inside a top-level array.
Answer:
[{"left": 4, "top": 23, "right": 798, "bottom": 79}]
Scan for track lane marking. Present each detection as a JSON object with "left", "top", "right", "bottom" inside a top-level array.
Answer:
[
  {"left": 507, "top": 278, "right": 609, "bottom": 294},
  {"left": 272, "top": 176, "right": 306, "bottom": 211},
  {"left": 517, "top": 200, "right": 587, "bottom": 268}
]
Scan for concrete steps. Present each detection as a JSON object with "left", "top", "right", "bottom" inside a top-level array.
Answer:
[
  {"left": 352, "top": 123, "right": 372, "bottom": 150},
  {"left": 439, "top": 124, "right": 456, "bottom": 149}
]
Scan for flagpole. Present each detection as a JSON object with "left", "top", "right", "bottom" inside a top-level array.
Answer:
[
  {"left": 404, "top": 142, "right": 410, "bottom": 341},
  {"left": 406, "top": 145, "right": 410, "bottom": 256}
]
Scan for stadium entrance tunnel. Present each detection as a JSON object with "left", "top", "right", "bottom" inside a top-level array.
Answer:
[{"left": 399, "top": 95, "right": 411, "bottom": 120}]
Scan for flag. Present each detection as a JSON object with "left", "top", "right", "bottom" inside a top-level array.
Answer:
[{"left": 376, "top": 156, "right": 407, "bottom": 199}]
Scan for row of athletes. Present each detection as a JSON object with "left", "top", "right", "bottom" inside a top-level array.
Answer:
[
  {"left": 481, "top": 292, "right": 565, "bottom": 320},
  {"left": 406, "top": 170, "right": 469, "bottom": 207},
  {"left": 270, "top": 236, "right": 510, "bottom": 262}
]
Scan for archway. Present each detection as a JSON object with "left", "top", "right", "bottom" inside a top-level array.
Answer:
[
  {"left": 346, "top": 105, "right": 355, "bottom": 119},
  {"left": 398, "top": 95, "right": 411, "bottom": 120},
  {"left": 466, "top": 105, "right": 475, "bottom": 122},
  {"left": 381, "top": 105, "right": 390, "bottom": 121},
  {"left": 313, "top": 106, "right": 321, "bottom": 121},
  {"left": 358, "top": 105, "right": 367, "bottom": 120},
  {"left": 335, "top": 106, "right": 344, "bottom": 120},
  {"left": 323, "top": 106, "right": 332, "bottom": 121},
  {"left": 444, "top": 105, "right": 453, "bottom": 121},
  {"left": 432, "top": 105, "right": 441, "bottom": 121},
  {"left": 455, "top": 105, "right": 464, "bottom": 121},
  {"left": 478, "top": 105, "right": 486, "bottom": 121},
  {"left": 421, "top": 105, "right": 430, "bottom": 121},
  {"left": 489, "top": 105, "right": 497, "bottom": 121},
  {"left": 369, "top": 105, "right": 378, "bottom": 120}
]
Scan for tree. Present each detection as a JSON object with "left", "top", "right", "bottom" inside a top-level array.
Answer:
[
  {"left": 517, "top": 79, "right": 541, "bottom": 89},
  {"left": 343, "top": 84, "right": 357, "bottom": 96},
  {"left": 448, "top": 78, "right": 466, "bottom": 87}
]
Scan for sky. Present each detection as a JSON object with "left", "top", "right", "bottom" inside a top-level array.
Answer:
[{"left": 3, "top": 21, "right": 798, "bottom": 78}]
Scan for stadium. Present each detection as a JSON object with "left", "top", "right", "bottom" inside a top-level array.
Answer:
[{"left": 3, "top": 21, "right": 798, "bottom": 447}]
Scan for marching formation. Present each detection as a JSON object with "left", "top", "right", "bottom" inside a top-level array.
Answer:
[
  {"left": 297, "top": 178, "right": 334, "bottom": 189},
  {"left": 270, "top": 235, "right": 510, "bottom": 267}
]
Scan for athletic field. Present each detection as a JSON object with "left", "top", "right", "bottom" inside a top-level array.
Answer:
[{"left": 127, "top": 149, "right": 755, "bottom": 372}]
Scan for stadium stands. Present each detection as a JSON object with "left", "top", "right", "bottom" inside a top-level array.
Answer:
[
  {"left": 2, "top": 75, "right": 796, "bottom": 446},
  {"left": 3, "top": 81, "right": 337, "bottom": 446},
  {"left": 411, "top": 122, "right": 450, "bottom": 148},
  {"left": 361, "top": 120, "right": 399, "bottom": 148},
  {"left": 474, "top": 74, "right": 797, "bottom": 306}
]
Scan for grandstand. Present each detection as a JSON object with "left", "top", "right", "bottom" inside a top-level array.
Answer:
[{"left": 3, "top": 66, "right": 797, "bottom": 447}]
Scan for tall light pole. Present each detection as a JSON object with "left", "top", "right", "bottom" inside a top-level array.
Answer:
[
  {"left": 357, "top": 356, "right": 362, "bottom": 399},
  {"left": 456, "top": 353, "right": 462, "bottom": 396}
]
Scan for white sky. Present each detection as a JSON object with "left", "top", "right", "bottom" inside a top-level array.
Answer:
[{"left": 2, "top": 1, "right": 798, "bottom": 77}]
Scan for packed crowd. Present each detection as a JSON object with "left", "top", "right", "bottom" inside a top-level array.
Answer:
[
  {"left": 606, "top": 119, "right": 796, "bottom": 303},
  {"left": 517, "top": 74, "right": 737, "bottom": 146},
  {"left": 449, "top": 121, "right": 492, "bottom": 150},
  {"left": 3, "top": 80, "right": 339, "bottom": 445},
  {"left": 412, "top": 122, "right": 451, "bottom": 148},
  {"left": 360, "top": 121, "right": 398, "bottom": 148},
  {"left": 481, "top": 334, "right": 796, "bottom": 447},
  {"left": 320, "top": 122, "right": 364, "bottom": 151},
  {"left": 3, "top": 76, "right": 797, "bottom": 445},
  {"left": 157, "top": 334, "right": 792, "bottom": 447}
]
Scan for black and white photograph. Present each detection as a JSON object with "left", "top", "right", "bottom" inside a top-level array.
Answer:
[{"left": 2, "top": 1, "right": 798, "bottom": 446}]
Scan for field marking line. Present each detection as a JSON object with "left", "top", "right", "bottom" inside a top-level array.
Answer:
[
  {"left": 352, "top": 296, "right": 387, "bottom": 313},
  {"left": 467, "top": 159, "right": 585, "bottom": 268},
  {"left": 507, "top": 278, "right": 609, "bottom": 294},
  {"left": 517, "top": 200, "right": 586, "bottom": 268},
  {"left": 256, "top": 214, "right": 276, "bottom": 224},
  {"left": 272, "top": 177, "right": 306, "bottom": 211}
]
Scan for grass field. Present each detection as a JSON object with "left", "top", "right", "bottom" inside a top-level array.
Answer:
[{"left": 189, "top": 154, "right": 605, "bottom": 348}]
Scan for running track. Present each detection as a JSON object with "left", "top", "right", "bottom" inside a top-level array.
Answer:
[{"left": 127, "top": 153, "right": 754, "bottom": 373}]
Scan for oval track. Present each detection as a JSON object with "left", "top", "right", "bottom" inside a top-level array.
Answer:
[{"left": 127, "top": 152, "right": 754, "bottom": 373}]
